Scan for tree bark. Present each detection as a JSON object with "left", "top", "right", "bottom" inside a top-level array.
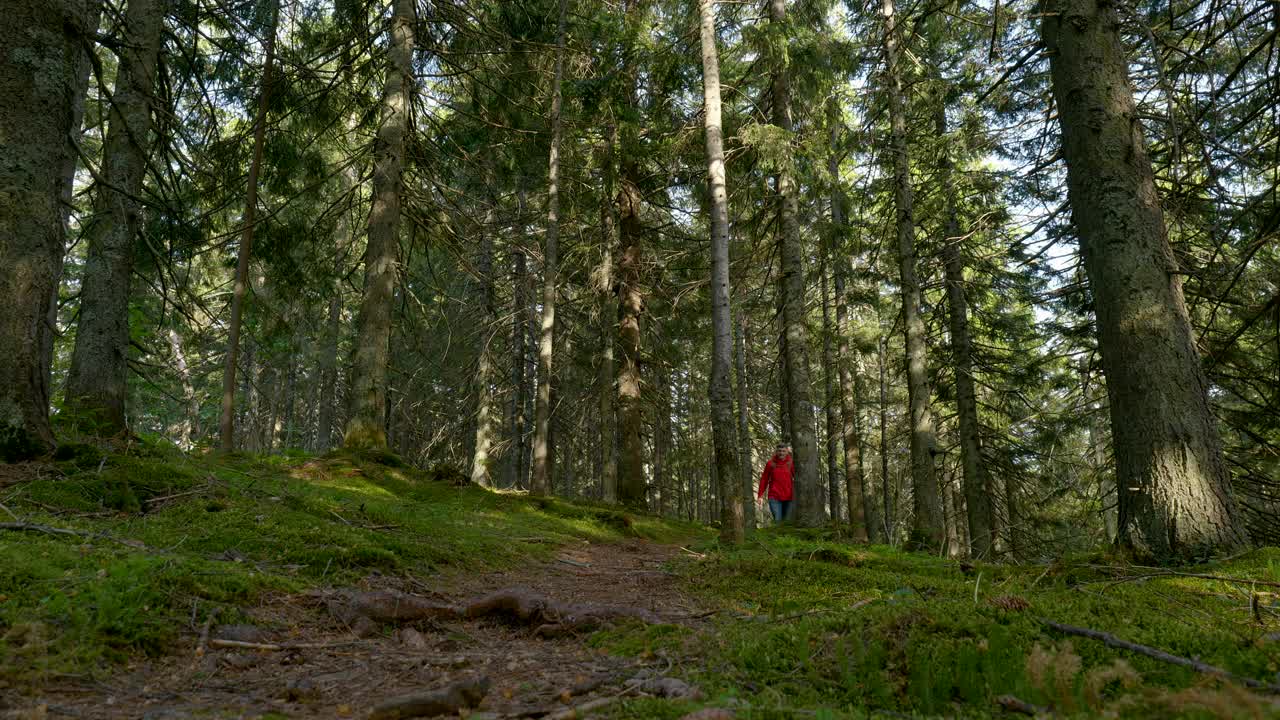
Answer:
[
  {"left": 936, "top": 106, "right": 995, "bottom": 559},
  {"left": 507, "top": 188, "right": 531, "bottom": 490},
  {"left": 768, "top": 0, "right": 822, "bottom": 526},
  {"left": 616, "top": 168, "right": 647, "bottom": 509},
  {"left": 217, "top": 2, "right": 278, "bottom": 451},
  {"left": 317, "top": 292, "right": 342, "bottom": 451},
  {"left": 1042, "top": 0, "right": 1249, "bottom": 560},
  {"left": 0, "top": 0, "right": 89, "bottom": 459},
  {"left": 597, "top": 124, "right": 619, "bottom": 503},
  {"left": 64, "top": 0, "right": 165, "bottom": 434},
  {"left": 699, "top": 0, "right": 744, "bottom": 544},
  {"left": 470, "top": 202, "right": 498, "bottom": 486},
  {"left": 344, "top": 0, "right": 415, "bottom": 449},
  {"left": 881, "top": 0, "right": 943, "bottom": 549},
  {"left": 878, "top": 333, "right": 893, "bottom": 542},
  {"left": 167, "top": 327, "right": 197, "bottom": 449},
  {"left": 530, "top": 0, "right": 567, "bottom": 496},
  {"left": 830, "top": 146, "right": 869, "bottom": 539},
  {"left": 820, "top": 255, "right": 843, "bottom": 523},
  {"left": 735, "top": 313, "right": 756, "bottom": 532}
]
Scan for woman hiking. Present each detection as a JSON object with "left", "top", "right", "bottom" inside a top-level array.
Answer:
[{"left": 756, "top": 443, "right": 794, "bottom": 523}]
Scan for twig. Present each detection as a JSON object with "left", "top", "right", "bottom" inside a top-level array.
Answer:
[
  {"left": 1041, "top": 619, "right": 1280, "bottom": 694},
  {"left": 557, "top": 557, "right": 592, "bottom": 568},
  {"left": 190, "top": 607, "right": 221, "bottom": 669},
  {"left": 207, "top": 638, "right": 365, "bottom": 651},
  {"left": 1, "top": 522, "right": 88, "bottom": 539},
  {"left": 144, "top": 485, "right": 211, "bottom": 506},
  {"left": 0, "top": 502, "right": 18, "bottom": 522},
  {"left": 543, "top": 684, "right": 639, "bottom": 720},
  {"left": 329, "top": 510, "right": 353, "bottom": 526},
  {"left": 679, "top": 546, "right": 706, "bottom": 559}
]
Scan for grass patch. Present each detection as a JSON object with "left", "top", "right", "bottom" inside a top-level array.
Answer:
[
  {"left": 0, "top": 442, "right": 699, "bottom": 685},
  {"left": 598, "top": 529, "right": 1280, "bottom": 719}
]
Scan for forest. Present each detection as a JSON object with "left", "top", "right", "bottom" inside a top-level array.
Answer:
[{"left": 3, "top": 0, "right": 1280, "bottom": 715}]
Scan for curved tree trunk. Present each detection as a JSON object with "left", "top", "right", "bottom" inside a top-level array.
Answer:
[
  {"left": 64, "top": 0, "right": 165, "bottom": 434},
  {"left": 769, "top": 0, "right": 822, "bottom": 526},
  {"left": 699, "top": 0, "right": 743, "bottom": 544},
  {"left": 345, "top": 0, "right": 415, "bottom": 449},
  {"left": 1042, "top": 0, "right": 1248, "bottom": 560},
  {"left": 0, "top": 0, "right": 89, "bottom": 459},
  {"left": 881, "top": 0, "right": 942, "bottom": 549},
  {"left": 530, "top": 0, "right": 567, "bottom": 496}
]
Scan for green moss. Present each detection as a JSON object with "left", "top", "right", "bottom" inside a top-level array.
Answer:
[{"left": 0, "top": 445, "right": 702, "bottom": 684}]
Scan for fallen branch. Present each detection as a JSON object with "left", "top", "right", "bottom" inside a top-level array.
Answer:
[
  {"left": 1041, "top": 619, "right": 1280, "bottom": 694},
  {"left": 207, "top": 638, "right": 363, "bottom": 651},
  {"left": 463, "top": 587, "right": 663, "bottom": 637},
  {"left": 368, "top": 675, "right": 490, "bottom": 720},
  {"left": 0, "top": 522, "right": 88, "bottom": 539}
]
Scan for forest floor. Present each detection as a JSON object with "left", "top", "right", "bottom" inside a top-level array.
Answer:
[{"left": 3, "top": 441, "right": 1280, "bottom": 719}]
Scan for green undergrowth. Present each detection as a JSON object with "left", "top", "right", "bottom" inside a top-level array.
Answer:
[
  {"left": 0, "top": 441, "right": 698, "bottom": 685},
  {"left": 595, "top": 531, "right": 1280, "bottom": 719}
]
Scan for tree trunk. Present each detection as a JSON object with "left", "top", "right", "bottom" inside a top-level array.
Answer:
[
  {"left": 735, "top": 313, "right": 756, "bottom": 532},
  {"left": 878, "top": 334, "right": 893, "bottom": 543},
  {"left": 344, "top": 0, "right": 414, "bottom": 449},
  {"left": 616, "top": 167, "right": 647, "bottom": 509},
  {"left": 470, "top": 202, "right": 498, "bottom": 486},
  {"left": 1042, "top": 0, "right": 1249, "bottom": 560},
  {"left": 531, "top": 0, "right": 567, "bottom": 496},
  {"left": 216, "top": 1, "right": 278, "bottom": 450},
  {"left": 768, "top": 0, "right": 821, "bottom": 526},
  {"left": 508, "top": 198, "right": 531, "bottom": 490},
  {"left": 699, "top": 0, "right": 744, "bottom": 544},
  {"left": 820, "top": 255, "right": 843, "bottom": 523},
  {"left": 64, "top": 0, "right": 165, "bottom": 434},
  {"left": 42, "top": 0, "right": 105, "bottom": 395},
  {"left": 0, "top": 0, "right": 89, "bottom": 459},
  {"left": 317, "top": 292, "right": 341, "bottom": 451},
  {"left": 936, "top": 106, "right": 995, "bottom": 559},
  {"left": 881, "top": 0, "right": 943, "bottom": 549},
  {"left": 167, "top": 328, "right": 197, "bottom": 450},
  {"left": 597, "top": 125, "right": 619, "bottom": 504},
  {"left": 829, "top": 125, "right": 870, "bottom": 539}
]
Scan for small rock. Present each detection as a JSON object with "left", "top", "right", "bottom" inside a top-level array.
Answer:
[
  {"left": 398, "top": 627, "right": 429, "bottom": 649},
  {"left": 219, "top": 653, "right": 262, "bottom": 670},
  {"left": 283, "top": 677, "right": 319, "bottom": 702},
  {"left": 351, "top": 615, "right": 381, "bottom": 638}
]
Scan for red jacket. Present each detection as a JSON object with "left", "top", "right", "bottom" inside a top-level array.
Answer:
[{"left": 757, "top": 454, "right": 794, "bottom": 501}]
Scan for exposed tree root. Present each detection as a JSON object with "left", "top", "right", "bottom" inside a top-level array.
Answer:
[
  {"left": 367, "top": 675, "right": 490, "bottom": 719},
  {"left": 462, "top": 587, "right": 663, "bottom": 637}
]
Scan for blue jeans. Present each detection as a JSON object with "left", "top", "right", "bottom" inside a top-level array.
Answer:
[{"left": 768, "top": 498, "right": 793, "bottom": 523}]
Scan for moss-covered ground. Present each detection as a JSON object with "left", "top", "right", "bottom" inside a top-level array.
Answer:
[
  {"left": 597, "top": 533, "right": 1280, "bottom": 719},
  {"left": 2, "top": 444, "right": 1278, "bottom": 718},
  {"left": 0, "top": 442, "right": 691, "bottom": 687}
]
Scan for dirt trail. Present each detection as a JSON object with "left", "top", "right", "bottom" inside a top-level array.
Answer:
[{"left": 23, "top": 540, "right": 705, "bottom": 719}]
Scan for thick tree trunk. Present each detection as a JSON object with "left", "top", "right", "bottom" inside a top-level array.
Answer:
[
  {"left": 470, "top": 204, "right": 498, "bottom": 487},
  {"left": 936, "top": 107, "right": 995, "bottom": 559},
  {"left": 616, "top": 169, "right": 647, "bottom": 509},
  {"left": 64, "top": 0, "right": 165, "bottom": 434},
  {"left": 735, "top": 313, "right": 756, "bottom": 531},
  {"left": 217, "top": 1, "right": 278, "bottom": 451},
  {"left": 0, "top": 0, "right": 88, "bottom": 459},
  {"left": 699, "top": 0, "right": 744, "bottom": 544},
  {"left": 530, "top": 0, "right": 567, "bottom": 496},
  {"left": 1042, "top": 0, "right": 1249, "bottom": 560},
  {"left": 881, "top": 0, "right": 943, "bottom": 549},
  {"left": 42, "top": 0, "right": 105, "bottom": 394},
  {"left": 598, "top": 124, "right": 619, "bottom": 503},
  {"left": 167, "top": 328, "right": 197, "bottom": 449},
  {"left": 344, "top": 0, "right": 415, "bottom": 449},
  {"left": 820, "top": 257, "right": 843, "bottom": 523},
  {"left": 768, "top": 0, "right": 821, "bottom": 526}
]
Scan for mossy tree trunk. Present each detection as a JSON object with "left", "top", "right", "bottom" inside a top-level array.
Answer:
[
  {"left": 616, "top": 168, "right": 647, "bottom": 509},
  {"left": 64, "top": 0, "right": 165, "bottom": 434},
  {"left": 0, "top": 0, "right": 89, "bottom": 459},
  {"left": 1042, "top": 0, "right": 1249, "bottom": 561},
  {"left": 597, "top": 124, "right": 619, "bottom": 503},
  {"left": 344, "top": 0, "right": 415, "bottom": 450}
]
